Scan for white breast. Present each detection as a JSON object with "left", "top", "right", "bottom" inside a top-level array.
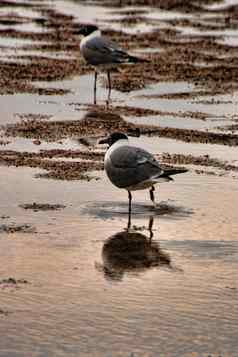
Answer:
[
  {"left": 104, "top": 139, "right": 129, "bottom": 164},
  {"left": 80, "top": 29, "right": 101, "bottom": 52}
]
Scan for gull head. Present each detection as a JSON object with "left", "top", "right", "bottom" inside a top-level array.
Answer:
[
  {"left": 73, "top": 24, "right": 98, "bottom": 37},
  {"left": 99, "top": 132, "right": 128, "bottom": 147}
]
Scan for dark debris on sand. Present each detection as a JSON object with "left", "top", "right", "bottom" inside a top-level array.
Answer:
[
  {"left": 0, "top": 278, "right": 29, "bottom": 292},
  {"left": 3, "top": 110, "right": 134, "bottom": 141},
  {"left": 4, "top": 109, "right": 238, "bottom": 146},
  {"left": 1, "top": 106, "right": 238, "bottom": 179},
  {"left": 0, "top": 0, "right": 237, "bottom": 179},
  {"left": 0, "top": 0, "right": 238, "bottom": 97},
  {"left": 0, "top": 223, "right": 36, "bottom": 234},
  {"left": 0, "top": 308, "right": 10, "bottom": 316},
  {"left": 159, "top": 153, "right": 238, "bottom": 176},
  {"left": 19, "top": 203, "right": 66, "bottom": 211},
  {"left": 0, "top": 150, "right": 103, "bottom": 180}
]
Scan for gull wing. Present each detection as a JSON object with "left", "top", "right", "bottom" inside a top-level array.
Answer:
[
  {"left": 110, "top": 146, "right": 161, "bottom": 169},
  {"left": 81, "top": 35, "right": 131, "bottom": 65},
  {"left": 105, "top": 145, "right": 163, "bottom": 188}
]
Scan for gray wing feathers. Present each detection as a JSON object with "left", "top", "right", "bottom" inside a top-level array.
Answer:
[
  {"left": 105, "top": 146, "right": 163, "bottom": 188},
  {"left": 110, "top": 146, "right": 160, "bottom": 168},
  {"left": 81, "top": 36, "right": 131, "bottom": 65}
]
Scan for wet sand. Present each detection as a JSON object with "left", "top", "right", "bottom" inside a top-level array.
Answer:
[{"left": 0, "top": 0, "right": 238, "bottom": 356}]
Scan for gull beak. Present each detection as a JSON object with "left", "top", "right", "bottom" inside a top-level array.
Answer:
[
  {"left": 72, "top": 26, "right": 85, "bottom": 36},
  {"left": 98, "top": 137, "right": 109, "bottom": 145},
  {"left": 127, "top": 127, "right": 140, "bottom": 138}
]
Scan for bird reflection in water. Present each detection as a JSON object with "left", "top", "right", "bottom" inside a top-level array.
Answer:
[{"left": 98, "top": 215, "right": 171, "bottom": 281}]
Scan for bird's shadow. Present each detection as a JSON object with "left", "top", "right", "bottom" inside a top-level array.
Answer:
[
  {"left": 95, "top": 216, "right": 174, "bottom": 282},
  {"left": 82, "top": 200, "right": 193, "bottom": 221}
]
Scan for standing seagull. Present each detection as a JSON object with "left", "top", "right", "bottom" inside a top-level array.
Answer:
[
  {"left": 99, "top": 132, "right": 188, "bottom": 214},
  {"left": 73, "top": 24, "right": 148, "bottom": 104}
]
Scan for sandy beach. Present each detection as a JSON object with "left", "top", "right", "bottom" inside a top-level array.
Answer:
[{"left": 0, "top": 0, "right": 238, "bottom": 355}]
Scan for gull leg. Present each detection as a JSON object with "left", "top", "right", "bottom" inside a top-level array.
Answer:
[
  {"left": 128, "top": 190, "right": 132, "bottom": 218},
  {"left": 148, "top": 216, "right": 154, "bottom": 242},
  {"left": 94, "top": 70, "right": 98, "bottom": 105},
  {"left": 149, "top": 185, "right": 156, "bottom": 206},
  {"left": 106, "top": 70, "right": 111, "bottom": 106},
  {"left": 127, "top": 209, "right": 131, "bottom": 231}
]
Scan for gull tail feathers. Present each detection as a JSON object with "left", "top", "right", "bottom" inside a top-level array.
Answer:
[{"left": 155, "top": 176, "right": 173, "bottom": 183}]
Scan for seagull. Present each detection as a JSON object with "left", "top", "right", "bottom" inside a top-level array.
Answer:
[
  {"left": 99, "top": 132, "right": 188, "bottom": 214},
  {"left": 73, "top": 24, "right": 148, "bottom": 104}
]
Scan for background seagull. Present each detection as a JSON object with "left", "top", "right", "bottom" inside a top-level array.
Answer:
[
  {"left": 73, "top": 24, "right": 148, "bottom": 104},
  {"left": 99, "top": 132, "right": 188, "bottom": 214}
]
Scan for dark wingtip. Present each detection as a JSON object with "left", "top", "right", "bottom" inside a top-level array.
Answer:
[{"left": 162, "top": 167, "right": 189, "bottom": 177}]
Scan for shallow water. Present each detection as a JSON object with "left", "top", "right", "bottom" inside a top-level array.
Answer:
[
  {"left": 0, "top": 0, "right": 238, "bottom": 356},
  {"left": 0, "top": 167, "right": 238, "bottom": 356}
]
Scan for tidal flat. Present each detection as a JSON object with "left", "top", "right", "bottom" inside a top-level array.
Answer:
[{"left": 0, "top": 0, "right": 238, "bottom": 356}]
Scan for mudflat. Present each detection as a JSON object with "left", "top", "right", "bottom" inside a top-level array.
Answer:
[{"left": 0, "top": 0, "right": 238, "bottom": 356}]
